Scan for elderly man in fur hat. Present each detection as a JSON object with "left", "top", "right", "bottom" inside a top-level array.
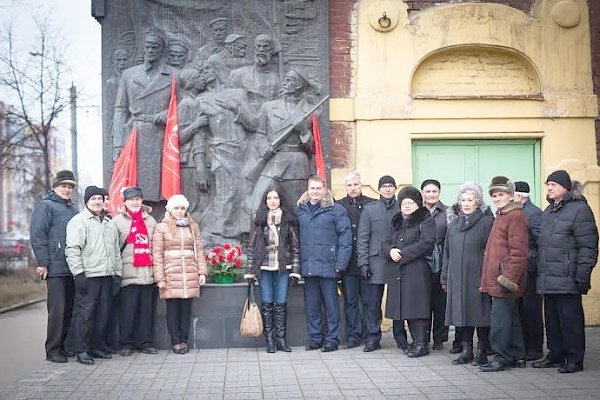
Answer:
[
  {"left": 532, "top": 170, "right": 598, "bottom": 373},
  {"left": 479, "top": 176, "right": 529, "bottom": 372}
]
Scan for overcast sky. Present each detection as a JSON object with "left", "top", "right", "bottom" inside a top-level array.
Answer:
[{"left": 1, "top": 0, "right": 102, "bottom": 188}]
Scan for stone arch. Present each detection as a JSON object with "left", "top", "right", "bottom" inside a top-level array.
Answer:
[{"left": 411, "top": 45, "right": 542, "bottom": 99}]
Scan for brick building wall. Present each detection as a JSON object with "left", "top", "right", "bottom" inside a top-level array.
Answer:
[{"left": 328, "top": 0, "right": 600, "bottom": 167}]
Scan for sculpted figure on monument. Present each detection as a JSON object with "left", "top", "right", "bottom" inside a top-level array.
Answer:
[
  {"left": 112, "top": 28, "right": 176, "bottom": 203},
  {"left": 207, "top": 34, "right": 250, "bottom": 84},
  {"left": 229, "top": 34, "right": 281, "bottom": 108},
  {"left": 192, "top": 17, "right": 229, "bottom": 68},
  {"left": 249, "top": 69, "right": 318, "bottom": 210},
  {"left": 166, "top": 37, "right": 190, "bottom": 69}
]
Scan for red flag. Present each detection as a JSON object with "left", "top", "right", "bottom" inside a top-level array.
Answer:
[
  {"left": 161, "top": 75, "right": 181, "bottom": 200},
  {"left": 108, "top": 126, "right": 138, "bottom": 216},
  {"left": 311, "top": 113, "right": 326, "bottom": 183}
]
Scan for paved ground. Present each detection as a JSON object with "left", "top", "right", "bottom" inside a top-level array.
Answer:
[{"left": 1, "top": 319, "right": 599, "bottom": 400}]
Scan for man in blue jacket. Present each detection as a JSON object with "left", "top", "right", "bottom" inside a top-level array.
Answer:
[
  {"left": 30, "top": 170, "right": 79, "bottom": 363},
  {"left": 297, "top": 175, "right": 352, "bottom": 352}
]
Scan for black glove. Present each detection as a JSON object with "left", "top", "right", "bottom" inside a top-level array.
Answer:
[
  {"left": 291, "top": 276, "right": 299, "bottom": 286},
  {"left": 359, "top": 265, "right": 372, "bottom": 281},
  {"left": 112, "top": 276, "right": 122, "bottom": 296},
  {"left": 578, "top": 281, "right": 591, "bottom": 295}
]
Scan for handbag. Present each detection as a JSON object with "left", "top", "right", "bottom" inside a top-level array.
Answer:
[
  {"left": 426, "top": 241, "right": 443, "bottom": 274},
  {"left": 240, "top": 281, "right": 263, "bottom": 337}
]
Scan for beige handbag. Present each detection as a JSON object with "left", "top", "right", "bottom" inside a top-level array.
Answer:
[{"left": 240, "top": 281, "right": 263, "bottom": 337}]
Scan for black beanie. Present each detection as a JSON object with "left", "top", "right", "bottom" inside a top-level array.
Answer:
[
  {"left": 397, "top": 186, "right": 423, "bottom": 206},
  {"left": 488, "top": 176, "right": 515, "bottom": 195},
  {"left": 378, "top": 175, "right": 396, "bottom": 189},
  {"left": 514, "top": 181, "right": 530, "bottom": 193},
  {"left": 123, "top": 186, "right": 143, "bottom": 200},
  {"left": 84, "top": 186, "right": 107, "bottom": 204},
  {"left": 546, "top": 170, "right": 572, "bottom": 190},
  {"left": 420, "top": 179, "right": 441, "bottom": 190}
]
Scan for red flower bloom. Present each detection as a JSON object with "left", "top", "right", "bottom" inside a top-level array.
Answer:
[{"left": 233, "top": 259, "right": 243, "bottom": 268}]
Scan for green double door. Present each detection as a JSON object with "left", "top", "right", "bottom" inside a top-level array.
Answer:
[{"left": 413, "top": 140, "right": 541, "bottom": 208}]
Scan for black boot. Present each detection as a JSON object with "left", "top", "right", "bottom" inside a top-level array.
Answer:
[
  {"left": 452, "top": 342, "right": 474, "bottom": 365},
  {"left": 261, "top": 302, "right": 276, "bottom": 353},
  {"left": 407, "top": 324, "right": 429, "bottom": 358},
  {"left": 449, "top": 327, "right": 462, "bottom": 354},
  {"left": 472, "top": 327, "right": 489, "bottom": 366},
  {"left": 274, "top": 303, "right": 292, "bottom": 352}
]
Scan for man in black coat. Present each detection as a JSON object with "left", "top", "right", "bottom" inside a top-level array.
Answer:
[
  {"left": 356, "top": 175, "right": 399, "bottom": 352},
  {"left": 513, "top": 181, "right": 544, "bottom": 361},
  {"left": 336, "top": 172, "right": 375, "bottom": 348},
  {"left": 533, "top": 170, "right": 598, "bottom": 373},
  {"left": 30, "top": 170, "right": 79, "bottom": 363}
]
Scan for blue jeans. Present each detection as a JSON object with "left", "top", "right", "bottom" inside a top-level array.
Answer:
[
  {"left": 259, "top": 270, "right": 289, "bottom": 304},
  {"left": 304, "top": 277, "right": 341, "bottom": 345}
]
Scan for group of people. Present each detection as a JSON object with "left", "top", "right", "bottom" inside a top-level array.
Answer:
[
  {"left": 31, "top": 170, "right": 207, "bottom": 364},
  {"left": 31, "top": 168, "right": 597, "bottom": 374}
]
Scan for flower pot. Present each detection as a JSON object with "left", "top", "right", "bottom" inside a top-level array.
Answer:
[{"left": 213, "top": 274, "right": 236, "bottom": 284}]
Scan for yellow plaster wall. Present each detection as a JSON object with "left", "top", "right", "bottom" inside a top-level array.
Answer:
[{"left": 330, "top": 0, "right": 600, "bottom": 323}]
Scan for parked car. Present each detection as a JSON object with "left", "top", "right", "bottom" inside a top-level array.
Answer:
[{"left": 0, "top": 239, "right": 27, "bottom": 259}]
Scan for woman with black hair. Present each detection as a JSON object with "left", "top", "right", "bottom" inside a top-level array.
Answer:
[{"left": 245, "top": 183, "right": 301, "bottom": 353}]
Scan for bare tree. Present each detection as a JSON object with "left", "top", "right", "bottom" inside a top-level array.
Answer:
[{"left": 0, "top": 16, "right": 70, "bottom": 199}]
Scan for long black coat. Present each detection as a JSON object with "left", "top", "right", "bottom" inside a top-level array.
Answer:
[
  {"left": 337, "top": 194, "right": 376, "bottom": 276},
  {"left": 356, "top": 197, "right": 398, "bottom": 284},
  {"left": 441, "top": 207, "right": 493, "bottom": 327},
  {"left": 382, "top": 207, "right": 435, "bottom": 320},
  {"left": 537, "top": 182, "right": 598, "bottom": 294}
]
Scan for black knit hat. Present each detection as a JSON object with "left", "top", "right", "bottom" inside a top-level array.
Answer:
[
  {"left": 122, "top": 186, "right": 143, "bottom": 200},
  {"left": 52, "top": 170, "right": 77, "bottom": 188},
  {"left": 84, "top": 186, "right": 107, "bottom": 205},
  {"left": 488, "top": 176, "right": 515, "bottom": 195},
  {"left": 420, "top": 179, "right": 441, "bottom": 190},
  {"left": 546, "top": 170, "right": 572, "bottom": 190},
  {"left": 514, "top": 181, "right": 530, "bottom": 194},
  {"left": 397, "top": 186, "right": 423, "bottom": 206},
  {"left": 378, "top": 175, "right": 396, "bottom": 189}
]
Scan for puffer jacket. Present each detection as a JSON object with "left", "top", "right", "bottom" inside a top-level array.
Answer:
[
  {"left": 152, "top": 215, "right": 207, "bottom": 299},
  {"left": 537, "top": 181, "right": 599, "bottom": 294},
  {"left": 65, "top": 208, "right": 122, "bottom": 277},
  {"left": 480, "top": 201, "right": 528, "bottom": 299},
  {"left": 296, "top": 190, "right": 352, "bottom": 278},
  {"left": 113, "top": 204, "right": 157, "bottom": 287},
  {"left": 30, "top": 191, "right": 78, "bottom": 277}
]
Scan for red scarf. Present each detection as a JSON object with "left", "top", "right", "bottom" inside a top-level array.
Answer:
[{"left": 127, "top": 209, "right": 152, "bottom": 267}]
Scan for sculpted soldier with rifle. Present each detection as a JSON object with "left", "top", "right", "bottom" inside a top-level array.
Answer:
[{"left": 248, "top": 69, "right": 328, "bottom": 209}]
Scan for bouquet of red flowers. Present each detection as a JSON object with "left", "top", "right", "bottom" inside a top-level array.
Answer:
[{"left": 206, "top": 243, "right": 245, "bottom": 282}]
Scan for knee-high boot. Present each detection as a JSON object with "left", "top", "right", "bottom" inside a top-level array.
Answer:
[
  {"left": 407, "top": 321, "right": 430, "bottom": 358},
  {"left": 262, "top": 302, "right": 276, "bottom": 353},
  {"left": 274, "top": 303, "right": 292, "bottom": 352}
]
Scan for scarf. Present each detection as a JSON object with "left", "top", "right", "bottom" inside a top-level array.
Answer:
[
  {"left": 264, "top": 208, "right": 282, "bottom": 270},
  {"left": 127, "top": 209, "right": 152, "bottom": 267}
]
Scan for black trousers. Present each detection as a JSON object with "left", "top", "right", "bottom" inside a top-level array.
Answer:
[
  {"left": 429, "top": 271, "right": 448, "bottom": 344},
  {"left": 166, "top": 298, "right": 193, "bottom": 345},
  {"left": 519, "top": 271, "right": 544, "bottom": 355},
  {"left": 363, "top": 283, "right": 385, "bottom": 344},
  {"left": 544, "top": 294, "right": 586, "bottom": 364},
  {"left": 489, "top": 297, "right": 526, "bottom": 364},
  {"left": 341, "top": 273, "right": 368, "bottom": 343},
  {"left": 70, "top": 276, "right": 112, "bottom": 353},
  {"left": 119, "top": 284, "right": 156, "bottom": 349},
  {"left": 45, "top": 276, "right": 75, "bottom": 357}
]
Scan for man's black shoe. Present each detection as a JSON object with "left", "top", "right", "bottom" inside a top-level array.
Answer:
[
  {"left": 432, "top": 341, "right": 444, "bottom": 351},
  {"left": 60, "top": 349, "right": 75, "bottom": 358},
  {"left": 345, "top": 340, "right": 361, "bottom": 349},
  {"left": 305, "top": 342, "right": 321, "bottom": 351},
  {"left": 119, "top": 348, "right": 133, "bottom": 357},
  {"left": 558, "top": 362, "right": 583, "bottom": 374},
  {"left": 511, "top": 359, "right": 527, "bottom": 368},
  {"left": 321, "top": 343, "right": 339, "bottom": 353},
  {"left": 91, "top": 349, "right": 112, "bottom": 359},
  {"left": 76, "top": 352, "right": 94, "bottom": 365},
  {"left": 532, "top": 356, "right": 564, "bottom": 368},
  {"left": 363, "top": 342, "right": 380, "bottom": 352},
  {"left": 46, "top": 354, "right": 68, "bottom": 363},
  {"left": 140, "top": 346, "right": 159, "bottom": 354},
  {"left": 479, "top": 360, "right": 506, "bottom": 372},
  {"left": 449, "top": 346, "right": 462, "bottom": 354}
]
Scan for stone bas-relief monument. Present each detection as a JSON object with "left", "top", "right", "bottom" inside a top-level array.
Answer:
[{"left": 93, "top": 0, "right": 329, "bottom": 249}]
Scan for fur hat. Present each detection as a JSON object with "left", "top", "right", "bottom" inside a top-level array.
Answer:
[
  {"left": 378, "top": 175, "right": 396, "bottom": 189},
  {"left": 165, "top": 194, "right": 190, "bottom": 212},
  {"left": 546, "top": 170, "right": 572, "bottom": 190},
  {"left": 84, "top": 186, "right": 107, "bottom": 205},
  {"left": 514, "top": 181, "right": 530, "bottom": 194},
  {"left": 421, "top": 179, "right": 441, "bottom": 190},
  {"left": 488, "top": 176, "right": 515, "bottom": 195},
  {"left": 122, "top": 186, "right": 143, "bottom": 200},
  {"left": 458, "top": 181, "right": 484, "bottom": 205},
  {"left": 52, "top": 170, "right": 77, "bottom": 188},
  {"left": 397, "top": 186, "right": 423, "bottom": 206}
]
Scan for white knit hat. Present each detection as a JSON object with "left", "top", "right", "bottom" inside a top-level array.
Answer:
[{"left": 165, "top": 194, "right": 190, "bottom": 212}]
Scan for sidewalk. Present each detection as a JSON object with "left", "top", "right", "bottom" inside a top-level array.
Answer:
[{"left": 2, "top": 327, "right": 600, "bottom": 400}]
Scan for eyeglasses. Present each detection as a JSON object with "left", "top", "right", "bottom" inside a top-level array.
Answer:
[
  {"left": 380, "top": 184, "right": 395, "bottom": 189},
  {"left": 401, "top": 200, "right": 418, "bottom": 207}
]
